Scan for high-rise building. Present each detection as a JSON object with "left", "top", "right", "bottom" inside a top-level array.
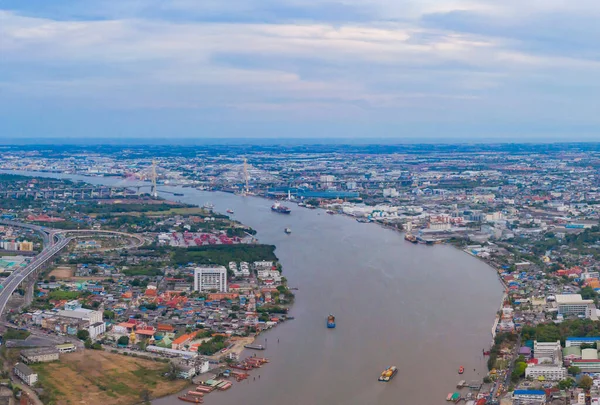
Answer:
[{"left": 194, "top": 266, "right": 228, "bottom": 292}]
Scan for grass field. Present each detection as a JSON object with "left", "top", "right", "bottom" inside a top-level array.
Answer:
[{"left": 32, "top": 351, "right": 189, "bottom": 405}]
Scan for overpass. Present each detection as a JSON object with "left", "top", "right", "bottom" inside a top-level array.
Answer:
[
  {"left": 0, "top": 219, "right": 54, "bottom": 246},
  {"left": 0, "top": 236, "right": 72, "bottom": 317}
]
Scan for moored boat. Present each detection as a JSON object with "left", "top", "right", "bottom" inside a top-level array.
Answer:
[
  {"left": 378, "top": 366, "right": 398, "bottom": 382},
  {"left": 327, "top": 314, "right": 336, "bottom": 328},
  {"left": 404, "top": 234, "right": 418, "bottom": 243}
]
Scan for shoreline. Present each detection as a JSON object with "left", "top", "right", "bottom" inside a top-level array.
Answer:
[{"left": 1, "top": 170, "right": 503, "bottom": 404}]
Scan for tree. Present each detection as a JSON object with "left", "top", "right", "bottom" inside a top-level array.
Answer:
[
  {"left": 568, "top": 366, "right": 581, "bottom": 375},
  {"left": 103, "top": 310, "right": 115, "bottom": 320},
  {"left": 84, "top": 338, "right": 92, "bottom": 349},
  {"left": 558, "top": 378, "right": 575, "bottom": 390},
  {"left": 117, "top": 336, "right": 129, "bottom": 346},
  {"left": 77, "top": 329, "right": 90, "bottom": 341},
  {"left": 511, "top": 361, "right": 527, "bottom": 383},
  {"left": 579, "top": 375, "right": 593, "bottom": 391}
]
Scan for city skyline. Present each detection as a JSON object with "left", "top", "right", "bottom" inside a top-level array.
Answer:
[{"left": 1, "top": 1, "right": 600, "bottom": 140}]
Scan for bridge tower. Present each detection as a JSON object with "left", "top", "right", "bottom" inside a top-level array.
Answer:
[
  {"left": 243, "top": 158, "right": 250, "bottom": 195},
  {"left": 150, "top": 160, "right": 158, "bottom": 198}
]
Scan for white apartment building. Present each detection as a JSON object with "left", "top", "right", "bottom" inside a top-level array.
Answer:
[
  {"left": 525, "top": 364, "right": 567, "bottom": 381},
  {"left": 14, "top": 363, "right": 38, "bottom": 386},
  {"left": 534, "top": 340, "right": 562, "bottom": 363},
  {"left": 56, "top": 308, "right": 106, "bottom": 338},
  {"left": 194, "top": 266, "right": 228, "bottom": 292}
]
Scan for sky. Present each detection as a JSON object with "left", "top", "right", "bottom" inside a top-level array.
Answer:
[{"left": 1, "top": 0, "right": 600, "bottom": 141}]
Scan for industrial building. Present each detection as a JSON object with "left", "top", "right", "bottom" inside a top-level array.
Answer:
[
  {"left": 20, "top": 347, "right": 60, "bottom": 364},
  {"left": 555, "top": 294, "right": 597, "bottom": 320}
]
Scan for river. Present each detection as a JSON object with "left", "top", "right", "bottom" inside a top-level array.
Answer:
[{"left": 4, "top": 171, "right": 504, "bottom": 404}]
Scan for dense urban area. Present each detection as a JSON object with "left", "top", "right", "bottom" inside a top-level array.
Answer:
[{"left": 0, "top": 143, "right": 599, "bottom": 405}]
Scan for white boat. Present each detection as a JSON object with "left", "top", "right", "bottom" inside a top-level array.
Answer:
[{"left": 284, "top": 228, "right": 292, "bottom": 234}]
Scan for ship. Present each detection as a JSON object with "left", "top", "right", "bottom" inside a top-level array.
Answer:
[
  {"left": 271, "top": 202, "right": 291, "bottom": 214},
  {"left": 226, "top": 209, "right": 234, "bottom": 214},
  {"left": 203, "top": 202, "right": 214, "bottom": 210},
  {"left": 378, "top": 366, "right": 398, "bottom": 382},
  {"left": 173, "top": 192, "right": 184, "bottom": 196},
  {"left": 284, "top": 227, "right": 292, "bottom": 234},
  {"left": 458, "top": 366, "right": 464, "bottom": 374},
  {"left": 326, "top": 210, "right": 335, "bottom": 215},
  {"left": 327, "top": 314, "right": 336, "bottom": 328},
  {"left": 243, "top": 344, "right": 265, "bottom": 350},
  {"left": 404, "top": 234, "right": 418, "bottom": 243}
]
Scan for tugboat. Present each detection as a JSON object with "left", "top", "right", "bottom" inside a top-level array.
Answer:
[
  {"left": 226, "top": 209, "right": 234, "bottom": 214},
  {"left": 327, "top": 314, "right": 336, "bottom": 328},
  {"left": 404, "top": 234, "right": 418, "bottom": 243},
  {"left": 378, "top": 366, "right": 398, "bottom": 382},
  {"left": 284, "top": 227, "right": 292, "bottom": 234},
  {"left": 271, "top": 202, "right": 291, "bottom": 214},
  {"left": 458, "top": 366, "right": 464, "bottom": 374}
]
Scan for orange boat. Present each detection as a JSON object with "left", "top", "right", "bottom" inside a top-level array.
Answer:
[{"left": 458, "top": 366, "right": 464, "bottom": 374}]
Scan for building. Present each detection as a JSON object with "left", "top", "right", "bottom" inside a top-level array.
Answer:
[
  {"left": 56, "top": 308, "right": 106, "bottom": 338},
  {"left": 525, "top": 364, "right": 567, "bottom": 381},
  {"left": 555, "top": 294, "right": 597, "bottom": 319},
  {"left": 56, "top": 343, "right": 76, "bottom": 353},
  {"left": 566, "top": 337, "right": 600, "bottom": 347},
  {"left": 582, "top": 348, "right": 599, "bottom": 360},
  {"left": 571, "top": 359, "right": 600, "bottom": 373},
  {"left": 14, "top": 363, "right": 38, "bottom": 386},
  {"left": 512, "top": 390, "right": 546, "bottom": 404},
  {"left": 20, "top": 347, "right": 59, "bottom": 364},
  {"left": 534, "top": 340, "right": 562, "bottom": 363},
  {"left": 194, "top": 266, "right": 228, "bottom": 292}
]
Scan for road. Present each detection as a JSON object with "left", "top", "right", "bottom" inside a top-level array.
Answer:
[{"left": 0, "top": 236, "right": 72, "bottom": 317}]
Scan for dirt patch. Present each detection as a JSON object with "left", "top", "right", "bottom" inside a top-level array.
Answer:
[
  {"left": 32, "top": 350, "right": 189, "bottom": 405},
  {"left": 48, "top": 266, "right": 74, "bottom": 280}
]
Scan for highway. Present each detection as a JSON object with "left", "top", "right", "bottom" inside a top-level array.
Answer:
[{"left": 0, "top": 236, "right": 72, "bottom": 317}]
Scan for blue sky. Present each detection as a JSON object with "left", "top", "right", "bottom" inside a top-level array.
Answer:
[{"left": 1, "top": 0, "right": 600, "bottom": 140}]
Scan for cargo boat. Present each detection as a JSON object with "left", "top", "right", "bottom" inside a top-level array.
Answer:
[
  {"left": 458, "top": 366, "right": 464, "bottom": 374},
  {"left": 244, "top": 344, "right": 265, "bottom": 350},
  {"left": 327, "top": 314, "right": 336, "bottom": 328},
  {"left": 271, "top": 202, "right": 291, "bottom": 214},
  {"left": 378, "top": 366, "right": 398, "bottom": 382}
]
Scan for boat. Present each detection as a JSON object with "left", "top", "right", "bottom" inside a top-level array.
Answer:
[
  {"left": 284, "top": 227, "right": 292, "bottom": 234},
  {"left": 226, "top": 209, "right": 234, "bottom": 214},
  {"left": 271, "top": 202, "right": 291, "bottom": 214},
  {"left": 446, "top": 393, "right": 453, "bottom": 401},
  {"left": 356, "top": 218, "right": 369, "bottom": 223},
  {"left": 378, "top": 366, "right": 398, "bottom": 382},
  {"left": 178, "top": 396, "right": 203, "bottom": 403},
  {"left": 404, "top": 234, "right": 418, "bottom": 243},
  {"left": 203, "top": 202, "right": 214, "bottom": 210},
  {"left": 458, "top": 366, "right": 464, "bottom": 374},
  {"left": 173, "top": 192, "right": 184, "bottom": 196},
  {"left": 326, "top": 210, "right": 335, "bottom": 215},
  {"left": 243, "top": 344, "right": 265, "bottom": 350},
  {"left": 327, "top": 314, "right": 336, "bottom": 328}
]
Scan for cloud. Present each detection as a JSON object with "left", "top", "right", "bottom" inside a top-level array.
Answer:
[{"left": 1, "top": 0, "right": 600, "bottom": 138}]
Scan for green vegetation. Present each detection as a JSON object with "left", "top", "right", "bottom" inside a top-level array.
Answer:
[
  {"left": 511, "top": 357, "right": 527, "bottom": 383},
  {"left": 2, "top": 328, "right": 30, "bottom": 340},
  {"left": 487, "top": 332, "right": 518, "bottom": 371},
  {"left": 521, "top": 319, "right": 600, "bottom": 343},
  {"left": 77, "top": 330, "right": 90, "bottom": 341},
  {"left": 171, "top": 244, "right": 277, "bottom": 267},
  {"left": 568, "top": 366, "right": 581, "bottom": 375},
  {"left": 579, "top": 375, "right": 593, "bottom": 390},
  {"left": 122, "top": 265, "right": 163, "bottom": 277},
  {"left": 118, "top": 336, "right": 129, "bottom": 346},
  {"left": 197, "top": 335, "right": 227, "bottom": 355},
  {"left": 80, "top": 203, "right": 188, "bottom": 215},
  {"left": 47, "top": 290, "right": 84, "bottom": 300},
  {"left": 558, "top": 378, "right": 575, "bottom": 390}
]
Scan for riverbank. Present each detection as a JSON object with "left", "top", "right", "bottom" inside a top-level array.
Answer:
[{"left": 1, "top": 170, "right": 504, "bottom": 405}]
